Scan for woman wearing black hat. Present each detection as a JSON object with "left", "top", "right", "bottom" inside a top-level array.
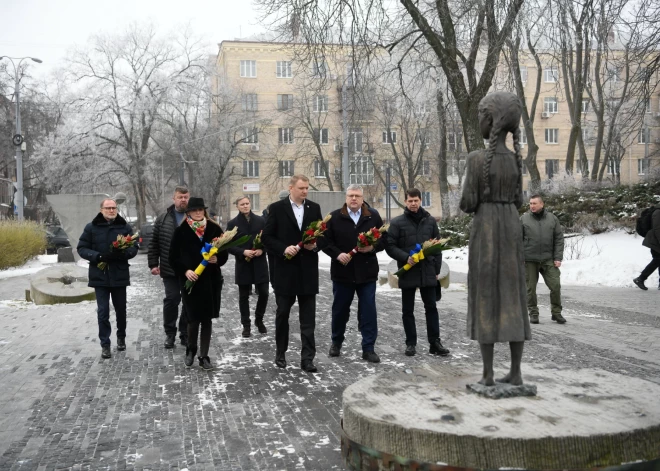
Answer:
[{"left": 169, "top": 197, "right": 228, "bottom": 370}]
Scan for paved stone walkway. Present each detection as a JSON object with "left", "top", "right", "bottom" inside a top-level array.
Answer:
[{"left": 0, "top": 255, "right": 658, "bottom": 470}]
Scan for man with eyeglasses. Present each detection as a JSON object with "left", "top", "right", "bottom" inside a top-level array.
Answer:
[
  {"left": 322, "top": 184, "right": 386, "bottom": 363},
  {"left": 78, "top": 198, "right": 138, "bottom": 359}
]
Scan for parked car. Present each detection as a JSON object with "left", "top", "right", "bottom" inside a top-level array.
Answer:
[
  {"left": 46, "top": 226, "right": 71, "bottom": 254},
  {"left": 138, "top": 223, "right": 154, "bottom": 253}
]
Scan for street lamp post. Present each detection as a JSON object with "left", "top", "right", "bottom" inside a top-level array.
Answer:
[{"left": 0, "top": 56, "right": 43, "bottom": 220}]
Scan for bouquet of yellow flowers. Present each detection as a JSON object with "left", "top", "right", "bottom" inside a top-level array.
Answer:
[
  {"left": 97, "top": 231, "right": 139, "bottom": 271},
  {"left": 346, "top": 224, "right": 389, "bottom": 262},
  {"left": 246, "top": 230, "right": 263, "bottom": 262},
  {"left": 393, "top": 238, "right": 451, "bottom": 277},
  {"left": 285, "top": 214, "right": 332, "bottom": 260},
  {"left": 185, "top": 227, "right": 251, "bottom": 293}
]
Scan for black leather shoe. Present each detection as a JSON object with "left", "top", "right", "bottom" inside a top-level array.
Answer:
[
  {"left": 255, "top": 319, "right": 267, "bottom": 334},
  {"left": 362, "top": 351, "right": 380, "bottom": 363},
  {"left": 552, "top": 313, "right": 567, "bottom": 324},
  {"left": 301, "top": 361, "right": 318, "bottom": 373},
  {"left": 633, "top": 277, "right": 648, "bottom": 290},
  {"left": 184, "top": 347, "right": 196, "bottom": 367},
  {"left": 530, "top": 314, "right": 540, "bottom": 324},
  {"left": 199, "top": 356, "right": 213, "bottom": 370},
  {"left": 429, "top": 339, "right": 450, "bottom": 356},
  {"left": 180, "top": 337, "right": 188, "bottom": 347},
  {"left": 101, "top": 346, "right": 111, "bottom": 359},
  {"left": 405, "top": 345, "right": 416, "bottom": 356},
  {"left": 164, "top": 334, "right": 175, "bottom": 349},
  {"left": 241, "top": 325, "right": 251, "bottom": 338},
  {"left": 275, "top": 353, "right": 287, "bottom": 368},
  {"left": 328, "top": 344, "right": 341, "bottom": 357},
  {"left": 117, "top": 338, "right": 126, "bottom": 351}
]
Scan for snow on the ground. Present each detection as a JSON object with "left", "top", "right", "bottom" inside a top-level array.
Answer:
[{"left": 1, "top": 230, "right": 656, "bottom": 289}]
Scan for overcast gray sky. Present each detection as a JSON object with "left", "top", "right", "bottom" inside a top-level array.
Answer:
[{"left": 1, "top": 0, "right": 264, "bottom": 77}]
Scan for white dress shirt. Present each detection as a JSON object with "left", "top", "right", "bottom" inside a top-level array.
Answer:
[
  {"left": 290, "top": 198, "right": 305, "bottom": 230},
  {"left": 349, "top": 207, "right": 361, "bottom": 225}
]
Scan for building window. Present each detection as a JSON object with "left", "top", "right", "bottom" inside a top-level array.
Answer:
[
  {"left": 240, "top": 60, "right": 257, "bottom": 78},
  {"left": 421, "top": 192, "right": 432, "bottom": 207},
  {"left": 312, "top": 60, "right": 326, "bottom": 77},
  {"left": 313, "top": 95, "right": 328, "bottom": 112},
  {"left": 638, "top": 159, "right": 650, "bottom": 175},
  {"left": 545, "top": 129, "right": 559, "bottom": 144},
  {"left": 241, "top": 94, "right": 258, "bottom": 111},
  {"left": 448, "top": 159, "right": 466, "bottom": 177},
  {"left": 277, "top": 94, "right": 294, "bottom": 111},
  {"left": 519, "top": 127, "right": 527, "bottom": 146},
  {"left": 243, "top": 160, "right": 259, "bottom": 178},
  {"left": 544, "top": 67, "right": 558, "bottom": 83},
  {"left": 416, "top": 129, "right": 429, "bottom": 147},
  {"left": 576, "top": 160, "right": 590, "bottom": 174},
  {"left": 417, "top": 160, "right": 431, "bottom": 176},
  {"left": 276, "top": 61, "right": 292, "bottom": 78},
  {"left": 607, "top": 65, "right": 620, "bottom": 83},
  {"left": 582, "top": 128, "right": 591, "bottom": 145},
  {"left": 448, "top": 132, "right": 462, "bottom": 152},
  {"left": 241, "top": 128, "right": 258, "bottom": 144},
  {"left": 646, "top": 97, "right": 651, "bottom": 113},
  {"left": 581, "top": 100, "right": 589, "bottom": 113},
  {"left": 416, "top": 103, "right": 428, "bottom": 115},
  {"left": 607, "top": 160, "right": 620, "bottom": 175},
  {"left": 519, "top": 66, "right": 528, "bottom": 84},
  {"left": 638, "top": 129, "right": 648, "bottom": 144},
  {"left": 545, "top": 159, "right": 560, "bottom": 178},
  {"left": 382, "top": 131, "right": 397, "bottom": 144},
  {"left": 544, "top": 97, "right": 558, "bottom": 114},
  {"left": 522, "top": 162, "right": 528, "bottom": 175},
  {"left": 279, "top": 160, "right": 294, "bottom": 177},
  {"left": 313, "top": 128, "right": 329, "bottom": 145},
  {"left": 350, "top": 155, "right": 374, "bottom": 185},
  {"left": 246, "top": 194, "right": 260, "bottom": 211},
  {"left": 349, "top": 128, "right": 363, "bottom": 153},
  {"left": 278, "top": 128, "right": 294, "bottom": 144},
  {"left": 314, "top": 161, "right": 328, "bottom": 177},
  {"left": 606, "top": 99, "right": 618, "bottom": 111}
]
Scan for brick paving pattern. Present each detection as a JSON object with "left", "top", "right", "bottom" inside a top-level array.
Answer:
[{"left": 0, "top": 254, "right": 658, "bottom": 470}]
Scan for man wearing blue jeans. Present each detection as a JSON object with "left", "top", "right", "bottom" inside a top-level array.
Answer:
[
  {"left": 78, "top": 198, "right": 138, "bottom": 359},
  {"left": 322, "top": 184, "right": 385, "bottom": 363}
]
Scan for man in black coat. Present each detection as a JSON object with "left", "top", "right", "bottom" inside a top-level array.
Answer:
[
  {"left": 77, "top": 198, "right": 138, "bottom": 359},
  {"left": 148, "top": 186, "right": 190, "bottom": 348},
  {"left": 262, "top": 189, "right": 290, "bottom": 289},
  {"left": 262, "top": 175, "right": 322, "bottom": 372},
  {"left": 227, "top": 196, "right": 269, "bottom": 337},
  {"left": 633, "top": 204, "right": 660, "bottom": 290},
  {"left": 386, "top": 188, "right": 450, "bottom": 357},
  {"left": 322, "top": 184, "right": 385, "bottom": 363}
]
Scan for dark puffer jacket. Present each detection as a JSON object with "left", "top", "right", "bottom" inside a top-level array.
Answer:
[
  {"left": 642, "top": 205, "right": 660, "bottom": 253},
  {"left": 386, "top": 208, "right": 441, "bottom": 290},
  {"left": 520, "top": 208, "right": 564, "bottom": 262},
  {"left": 148, "top": 205, "right": 183, "bottom": 278},
  {"left": 77, "top": 213, "right": 138, "bottom": 287}
]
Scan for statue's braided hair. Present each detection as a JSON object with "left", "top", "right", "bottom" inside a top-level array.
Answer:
[{"left": 512, "top": 126, "right": 524, "bottom": 199}]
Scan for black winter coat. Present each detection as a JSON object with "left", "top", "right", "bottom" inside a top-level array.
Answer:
[
  {"left": 262, "top": 198, "right": 323, "bottom": 296},
  {"left": 642, "top": 205, "right": 660, "bottom": 253},
  {"left": 148, "top": 205, "right": 184, "bottom": 278},
  {"left": 77, "top": 213, "right": 138, "bottom": 288},
  {"left": 168, "top": 220, "right": 229, "bottom": 322},
  {"left": 226, "top": 212, "right": 269, "bottom": 286},
  {"left": 386, "top": 208, "right": 441, "bottom": 290},
  {"left": 322, "top": 204, "right": 385, "bottom": 284}
]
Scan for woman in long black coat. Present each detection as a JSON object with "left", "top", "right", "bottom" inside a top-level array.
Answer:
[
  {"left": 169, "top": 197, "right": 228, "bottom": 370},
  {"left": 226, "top": 196, "right": 269, "bottom": 338}
]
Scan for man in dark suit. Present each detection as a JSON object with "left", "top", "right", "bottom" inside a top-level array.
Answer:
[{"left": 262, "top": 175, "right": 323, "bottom": 372}]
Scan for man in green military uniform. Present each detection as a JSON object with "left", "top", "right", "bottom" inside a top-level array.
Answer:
[{"left": 521, "top": 194, "right": 566, "bottom": 324}]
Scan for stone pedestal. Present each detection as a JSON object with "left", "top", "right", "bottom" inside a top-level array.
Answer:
[
  {"left": 342, "top": 364, "right": 660, "bottom": 470},
  {"left": 30, "top": 265, "right": 95, "bottom": 305}
]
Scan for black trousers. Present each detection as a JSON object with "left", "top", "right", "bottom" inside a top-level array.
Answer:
[
  {"left": 238, "top": 282, "right": 269, "bottom": 325},
  {"left": 275, "top": 294, "right": 316, "bottom": 362},
  {"left": 162, "top": 276, "right": 188, "bottom": 339},
  {"left": 640, "top": 248, "right": 660, "bottom": 282},
  {"left": 401, "top": 286, "right": 440, "bottom": 346},
  {"left": 187, "top": 319, "right": 212, "bottom": 358}
]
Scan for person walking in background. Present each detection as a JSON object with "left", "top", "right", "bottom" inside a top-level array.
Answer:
[
  {"left": 633, "top": 204, "right": 660, "bottom": 290},
  {"left": 227, "top": 196, "right": 269, "bottom": 337},
  {"left": 521, "top": 194, "right": 566, "bottom": 324},
  {"left": 322, "top": 184, "right": 385, "bottom": 363},
  {"left": 262, "top": 175, "right": 322, "bottom": 372},
  {"left": 78, "top": 198, "right": 138, "bottom": 359},
  {"left": 386, "top": 188, "right": 449, "bottom": 357},
  {"left": 148, "top": 186, "right": 190, "bottom": 349},
  {"left": 169, "top": 197, "right": 229, "bottom": 370}
]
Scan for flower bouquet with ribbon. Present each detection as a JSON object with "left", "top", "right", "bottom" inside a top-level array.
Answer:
[
  {"left": 97, "top": 231, "right": 140, "bottom": 271},
  {"left": 346, "top": 224, "right": 389, "bottom": 262},
  {"left": 245, "top": 230, "right": 263, "bottom": 262},
  {"left": 285, "top": 214, "right": 332, "bottom": 260},
  {"left": 393, "top": 238, "right": 451, "bottom": 277},
  {"left": 185, "top": 227, "right": 251, "bottom": 293}
]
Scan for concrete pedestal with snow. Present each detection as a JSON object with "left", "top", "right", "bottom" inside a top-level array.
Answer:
[
  {"left": 30, "top": 265, "right": 95, "bottom": 305},
  {"left": 341, "top": 364, "right": 660, "bottom": 470}
]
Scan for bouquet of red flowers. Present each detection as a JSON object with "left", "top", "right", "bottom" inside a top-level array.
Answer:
[
  {"left": 97, "top": 232, "right": 139, "bottom": 271},
  {"left": 346, "top": 224, "right": 389, "bottom": 262},
  {"left": 285, "top": 214, "right": 332, "bottom": 259},
  {"left": 245, "top": 230, "right": 263, "bottom": 262}
]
